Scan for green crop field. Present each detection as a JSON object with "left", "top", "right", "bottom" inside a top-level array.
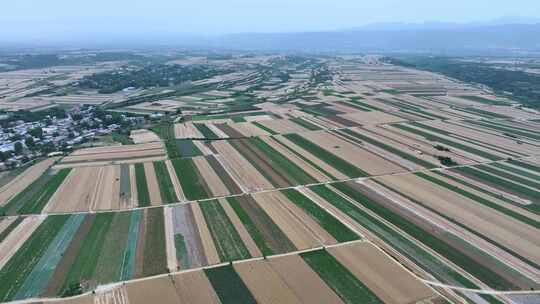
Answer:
[
  {"left": 153, "top": 161, "right": 178, "bottom": 204},
  {"left": 248, "top": 137, "right": 317, "bottom": 185},
  {"left": 226, "top": 197, "right": 274, "bottom": 256},
  {"left": 142, "top": 208, "right": 167, "bottom": 276},
  {"left": 281, "top": 189, "right": 360, "bottom": 242},
  {"left": 204, "top": 265, "right": 257, "bottom": 304},
  {"left": 171, "top": 158, "right": 210, "bottom": 200},
  {"left": 301, "top": 249, "right": 383, "bottom": 304},
  {"left": 134, "top": 164, "right": 151, "bottom": 206},
  {"left": 0, "top": 215, "right": 69, "bottom": 301},
  {"left": 199, "top": 200, "right": 251, "bottom": 261}
]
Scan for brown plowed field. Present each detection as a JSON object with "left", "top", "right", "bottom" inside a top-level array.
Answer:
[
  {"left": 376, "top": 174, "right": 540, "bottom": 266},
  {"left": 192, "top": 157, "right": 230, "bottom": 197},
  {"left": 234, "top": 260, "right": 304, "bottom": 303},
  {"left": 267, "top": 254, "right": 344, "bottom": 304},
  {"left": 253, "top": 192, "right": 320, "bottom": 250},
  {"left": 125, "top": 276, "right": 180, "bottom": 304},
  {"left": 328, "top": 242, "right": 436, "bottom": 304},
  {"left": 172, "top": 270, "right": 221, "bottom": 303},
  {"left": 143, "top": 162, "right": 162, "bottom": 206},
  {"left": 191, "top": 203, "right": 220, "bottom": 265},
  {"left": 211, "top": 141, "right": 272, "bottom": 192}
]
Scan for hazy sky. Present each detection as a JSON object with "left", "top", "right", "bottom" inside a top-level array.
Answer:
[{"left": 2, "top": 0, "right": 540, "bottom": 40}]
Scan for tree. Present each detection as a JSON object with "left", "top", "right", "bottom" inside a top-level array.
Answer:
[
  {"left": 14, "top": 142, "right": 23, "bottom": 155},
  {"left": 25, "top": 137, "right": 35, "bottom": 148},
  {"left": 29, "top": 127, "right": 43, "bottom": 139}
]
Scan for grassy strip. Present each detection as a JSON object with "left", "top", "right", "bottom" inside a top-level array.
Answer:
[
  {"left": 476, "top": 164, "right": 540, "bottom": 189},
  {"left": 194, "top": 123, "right": 219, "bottom": 139},
  {"left": 281, "top": 189, "right": 360, "bottom": 242},
  {"left": 226, "top": 197, "right": 273, "bottom": 256},
  {"left": 251, "top": 121, "right": 278, "bottom": 135},
  {"left": 467, "top": 120, "right": 540, "bottom": 141},
  {"left": 338, "top": 129, "right": 438, "bottom": 169},
  {"left": 164, "top": 140, "right": 182, "bottom": 159},
  {"left": 284, "top": 133, "right": 369, "bottom": 178},
  {"left": 59, "top": 213, "right": 114, "bottom": 294},
  {"left": 453, "top": 166, "right": 540, "bottom": 203},
  {"left": 142, "top": 208, "right": 167, "bottom": 276},
  {"left": 349, "top": 97, "right": 384, "bottom": 111},
  {"left": 121, "top": 210, "right": 142, "bottom": 280},
  {"left": 310, "top": 184, "right": 504, "bottom": 304},
  {"left": 338, "top": 100, "right": 371, "bottom": 112},
  {"left": 204, "top": 265, "right": 257, "bottom": 304},
  {"left": 0, "top": 215, "right": 69, "bottom": 301},
  {"left": 152, "top": 161, "right": 178, "bottom": 204},
  {"left": 150, "top": 124, "right": 181, "bottom": 159},
  {"left": 199, "top": 200, "right": 251, "bottom": 261},
  {"left": 289, "top": 117, "right": 322, "bottom": 131},
  {"left": 332, "top": 182, "right": 517, "bottom": 290},
  {"left": 134, "top": 164, "right": 150, "bottom": 207},
  {"left": 457, "top": 107, "right": 511, "bottom": 119},
  {"left": 301, "top": 249, "right": 383, "bottom": 304},
  {"left": 509, "top": 160, "right": 540, "bottom": 174},
  {"left": 415, "top": 172, "right": 540, "bottom": 229},
  {"left": 248, "top": 137, "right": 317, "bottom": 185},
  {"left": 0, "top": 217, "right": 23, "bottom": 243},
  {"left": 171, "top": 158, "right": 210, "bottom": 200},
  {"left": 4, "top": 168, "right": 71, "bottom": 215},
  {"left": 492, "top": 162, "right": 540, "bottom": 182},
  {"left": 392, "top": 123, "right": 501, "bottom": 161}
]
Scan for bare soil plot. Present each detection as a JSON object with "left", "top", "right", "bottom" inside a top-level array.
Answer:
[
  {"left": 252, "top": 191, "right": 321, "bottom": 250},
  {"left": 206, "top": 155, "right": 243, "bottom": 195},
  {"left": 174, "top": 122, "right": 204, "bottom": 139},
  {"left": 230, "top": 122, "right": 271, "bottom": 137},
  {"left": 339, "top": 111, "right": 404, "bottom": 125},
  {"left": 211, "top": 141, "right": 273, "bottom": 192},
  {"left": 163, "top": 207, "right": 178, "bottom": 272},
  {"left": 256, "top": 119, "right": 308, "bottom": 134},
  {"left": 376, "top": 173, "right": 540, "bottom": 267},
  {"left": 125, "top": 276, "right": 180, "bottom": 304},
  {"left": 172, "top": 270, "right": 221, "bottom": 304},
  {"left": 300, "top": 131, "right": 404, "bottom": 176},
  {"left": 0, "top": 157, "right": 57, "bottom": 205},
  {"left": 171, "top": 204, "right": 207, "bottom": 269},
  {"left": 191, "top": 203, "right": 220, "bottom": 265},
  {"left": 328, "top": 242, "right": 436, "bottom": 304},
  {"left": 267, "top": 254, "right": 344, "bottom": 304},
  {"left": 129, "top": 129, "right": 161, "bottom": 144},
  {"left": 44, "top": 167, "right": 99, "bottom": 213},
  {"left": 234, "top": 260, "right": 303, "bottom": 304},
  {"left": 143, "top": 162, "right": 162, "bottom": 205},
  {"left": 164, "top": 160, "right": 185, "bottom": 202},
  {"left": 192, "top": 156, "right": 230, "bottom": 197},
  {"left": 92, "top": 165, "right": 121, "bottom": 210},
  {"left": 61, "top": 143, "right": 166, "bottom": 165}
]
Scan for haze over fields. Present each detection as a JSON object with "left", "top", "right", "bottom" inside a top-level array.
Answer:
[{"left": 2, "top": 0, "right": 540, "bottom": 53}]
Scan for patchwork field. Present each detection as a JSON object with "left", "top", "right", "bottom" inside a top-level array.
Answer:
[{"left": 1, "top": 54, "right": 540, "bottom": 304}]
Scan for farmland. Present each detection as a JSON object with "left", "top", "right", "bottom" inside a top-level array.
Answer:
[{"left": 0, "top": 52, "right": 539, "bottom": 304}]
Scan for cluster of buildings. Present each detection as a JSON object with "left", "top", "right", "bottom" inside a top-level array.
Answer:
[{"left": 0, "top": 106, "right": 144, "bottom": 169}]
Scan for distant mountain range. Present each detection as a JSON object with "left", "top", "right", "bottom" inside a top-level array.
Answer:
[{"left": 206, "top": 21, "right": 540, "bottom": 54}]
